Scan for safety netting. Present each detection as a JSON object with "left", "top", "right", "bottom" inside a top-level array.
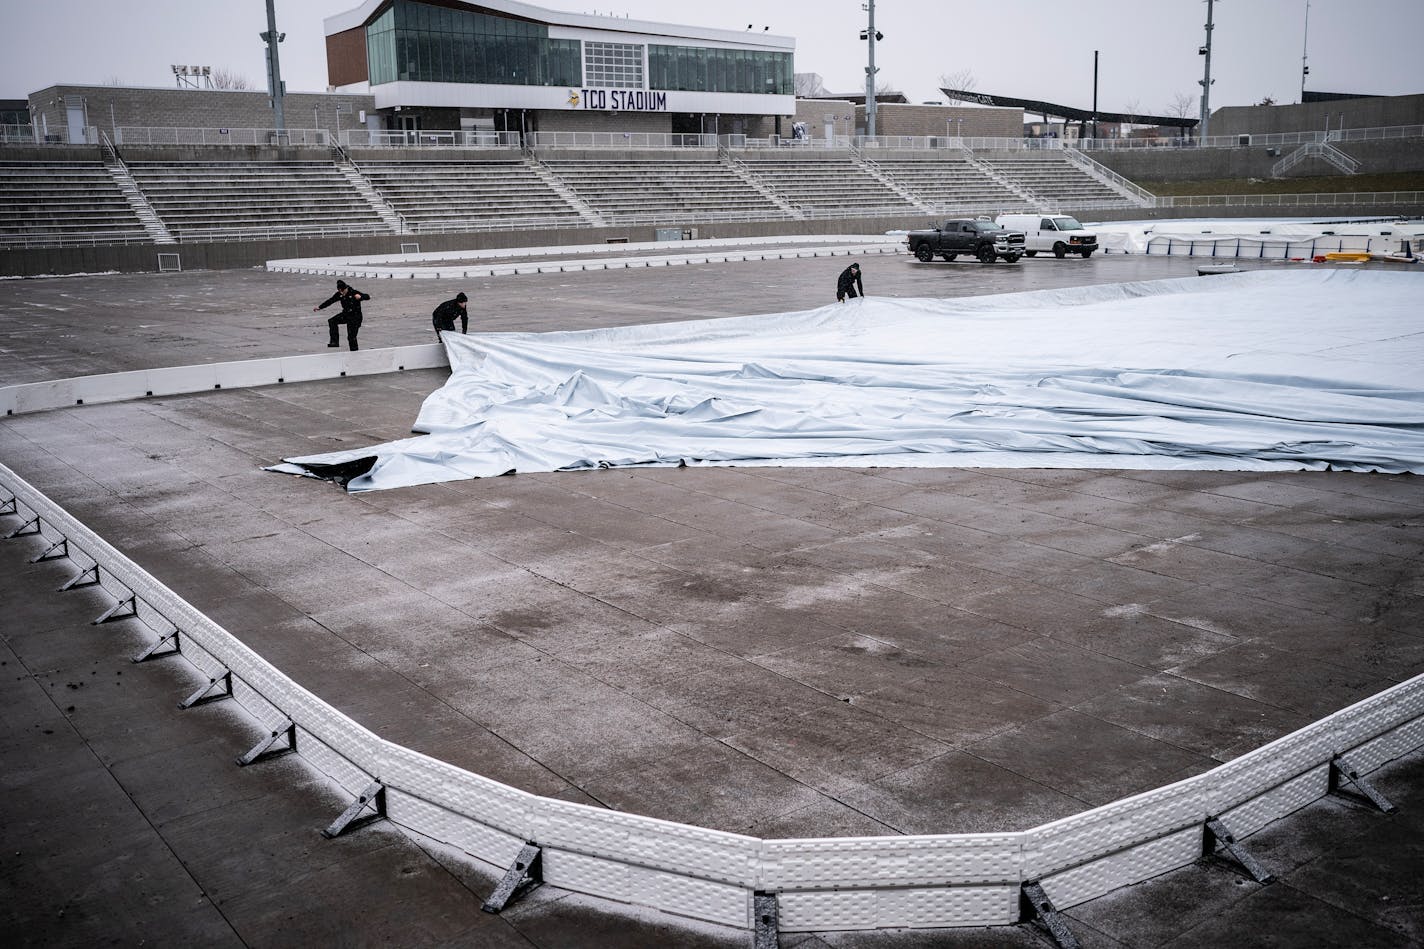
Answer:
[{"left": 269, "top": 270, "right": 1424, "bottom": 492}]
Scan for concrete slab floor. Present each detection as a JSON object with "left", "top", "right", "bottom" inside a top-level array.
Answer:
[{"left": 2, "top": 249, "right": 1422, "bottom": 945}]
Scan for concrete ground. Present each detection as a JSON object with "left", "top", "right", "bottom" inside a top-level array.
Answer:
[{"left": 2, "top": 248, "right": 1421, "bottom": 947}]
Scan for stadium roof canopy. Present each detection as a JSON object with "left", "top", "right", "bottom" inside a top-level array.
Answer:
[{"left": 940, "top": 88, "right": 1198, "bottom": 128}]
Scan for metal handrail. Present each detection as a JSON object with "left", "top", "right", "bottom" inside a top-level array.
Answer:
[
  {"left": 1156, "top": 190, "right": 1423, "bottom": 208},
  {"left": 114, "top": 127, "right": 329, "bottom": 147},
  {"left": 528, "top": 131, "right": 718, "bottom": 149},
  {"left": 344, "top": 129, "right": 521, "bottom": 148},
  {"left": 1060, "top": 147, "right": 1155, "bottom": 205}
]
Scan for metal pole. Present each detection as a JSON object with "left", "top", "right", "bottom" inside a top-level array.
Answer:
[
  {"left": 864, "top": 0, "right": 878, "bottom": 139},
  {"left": 263, "top": 0, "right": 286, "bottom": 133},
  {"left": 1091, "top": 50, "right": 1099, "bottom": 142},
  {"left": 1199, "top": 0, "right": 1215, "bottom": 141},
  {"left": 1300, "top": 0, "right": 1310, "bottom": 103}
]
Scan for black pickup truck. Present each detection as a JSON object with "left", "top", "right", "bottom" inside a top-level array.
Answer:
[{"left": 906, "top": 219, "right": 1026, "bottom": 264}]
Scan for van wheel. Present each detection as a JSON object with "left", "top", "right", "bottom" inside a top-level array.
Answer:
[
  {"left": 1080, "top": 249, "right": 1094, "bottom": 258},
  {"left": 977, "top": 244, "right": 997, "bottom": 264},
  {"left": 940, "top": 253, "right": 957, "bottom": 262},
  {"left": 1024, "top": 250, "right": 1037, "bottom": 257},
  {"left": 1004, "top": 254, "right": 1022, "bottom": 263},
  {"left": 914, "top": 243, "right": 934, "bottom": 262},
  {"left": 1053, "top": 243, "right": 1068, "bottom": 259}
]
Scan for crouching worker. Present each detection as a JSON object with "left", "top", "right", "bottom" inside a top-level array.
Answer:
[
  {"left": 432, "top": 292, "right": 469, "bottom": 340},
  {"left": 836, "top": 262, "right": 864, "bottom": 302}
]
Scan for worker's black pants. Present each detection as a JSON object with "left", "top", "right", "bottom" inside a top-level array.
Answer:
[{"left": 328, "top": 314, "right": 361, "bottom": 350}]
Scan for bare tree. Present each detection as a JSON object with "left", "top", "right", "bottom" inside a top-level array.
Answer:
[
  {"left": 938, "top": 69, "right": 978, "bottom": 97},
  {"left": 211, "top": 68, "right": 251, "bottom": 91},
  {"left": 794, "top": 72, "right": 829, "bottom": 97},
  {"left": 1255, "top": 95, "right": 1277, "bottom": 106},
  {"left": 874, "top": 79, "right": 900, "bottom": 97},
  {"left": 1165, "top": 92, "right": 1196, "bottom": 118},
  {"left": 1120, "top": 97, "right": 1143, "bottom": 130}
]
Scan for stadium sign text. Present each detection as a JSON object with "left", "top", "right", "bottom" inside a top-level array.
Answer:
[{"left": 571, "top": 89, "right": 669, "bottom": 112}]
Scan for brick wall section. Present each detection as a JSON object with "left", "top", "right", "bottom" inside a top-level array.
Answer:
[
  {"left": 862, "top": 104, "right": 1024, "bottom": 138},
  {"left": 537, "top": 111, "right": 672, "bottom": 134},
  {"left": 27, "top": 85, "right": 375, "bottom": 139},
  {"left": 795, "top": 100, "right": 856, "bottom": 141}
]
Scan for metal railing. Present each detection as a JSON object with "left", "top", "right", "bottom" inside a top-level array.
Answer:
[
  {"left": 734, "top": 135, "right": 855, "bottom": 149},
  {"left": 1156, "top": 190, "right": 1424, "bottom": 209},
  {"left": 114, "top": 127, "right": 330, "bottom": 147},
  {"left": 1272, "top": 141, "right": 1362, "bottom": 176},
  {"left": 168, "top": 221, "right": 397, "bottom": 243},
  {"left": 10, "top": 122, "right": 1420, "bottom": 154},
  {"left": 1076, "top": 123, "right": 1424, "bottom": 150},
  {"left": 1060, "top": 147, "right": 1156, "bottom": 206},
  {"left": 0, "top": 124, "right": 99, "bottom": 145},
  {"left": 528, "top": 131, "right": 719, "bottom": 149},
  {"left": 1141, "top": 233, "right": 1415, "bottom": 259},
  {"left": 343, "top": 129, "right": 521, "bottom": 148},
  {"left": 0, "top": 229, "right": 155, "bottom": 249}
]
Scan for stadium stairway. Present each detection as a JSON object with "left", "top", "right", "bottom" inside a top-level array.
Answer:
[
  {"left": 851, "top": 150, "right": 936, "bottom": 214},
  {"left": 102, "top": 147, "right": 174, "bottom": 244},
  {"left": 336, "top": 155, "right": 406, "bottom": 234},
  {"left": 526, "top": 153, "right": 607, "bottom": 226}
]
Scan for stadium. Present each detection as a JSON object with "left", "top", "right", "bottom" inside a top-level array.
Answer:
[{"left": 2, "top": 1, "right": 1423, "bottom": 947}]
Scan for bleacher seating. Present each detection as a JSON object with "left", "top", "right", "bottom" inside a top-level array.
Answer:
[
  {"left": 736, "top": 156, "right": 922, "bottom": 215},
  {"left": 543, "top": 158, "right": 787, "bottom": 222},
  {"left": 359, "top": 158, "right": 586, "bottom": 230},
  {"left": 0, "top": 147, "right": 1163, "bottom": 249},
  {"left": 869, "top": 157, "right": 1035, "bottom": 213},
  {"left": 124, "top": 161, "right": 387, "bottom": 238},
  {"left": 0, "top": 161, "right": 149, "bottom": 247},
  {"left": 982, "top": 154, "right": 1135, "bottom": 208}
]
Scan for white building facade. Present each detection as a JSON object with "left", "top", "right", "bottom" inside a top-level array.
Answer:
[{"left": 324, "top": 0, "right": 796, "bottom": 140}]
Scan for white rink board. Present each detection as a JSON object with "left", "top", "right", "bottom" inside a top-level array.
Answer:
[{"left": 2, "top": 459, "right": 1422, "bottom": 937}]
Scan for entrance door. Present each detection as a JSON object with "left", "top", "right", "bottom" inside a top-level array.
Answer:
[
  {"left": 397, "top": 114, "right": 419, "bottom": 145},
  {"left": 65, "top": 96, "right": 88, "bottom": 144}
]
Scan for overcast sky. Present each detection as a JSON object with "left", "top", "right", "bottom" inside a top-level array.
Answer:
[{"left": 5, "top": 0, "right": 1421, "bottom": 119}]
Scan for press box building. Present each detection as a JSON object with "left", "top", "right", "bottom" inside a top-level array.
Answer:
[{"left": 323, "top": 0, "right": 797, "bottom": 140}]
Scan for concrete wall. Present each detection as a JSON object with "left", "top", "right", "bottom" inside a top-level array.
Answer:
[
  {"left": 1094, "top": 138, "right": 1424, "bottom": 183},
  {"left": 1211, "top": 93, "right": 1424, "bottom": 137}
]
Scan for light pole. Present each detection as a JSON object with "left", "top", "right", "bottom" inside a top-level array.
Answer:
[
  {"left": 261, "top": 0, "right": 286, "bottom": 134},
  {"left": 861, "top": 0, "right": 881, "bottom": 139},
  {"left": 1091, "top": 50, "right": 1099, "bottom": 143},
  {"left": 1198, "top": 0, "right": 1215, "bottom": 141},
  {"left": 1300, "top": 0, "right": 1311, "bottom": 102}
]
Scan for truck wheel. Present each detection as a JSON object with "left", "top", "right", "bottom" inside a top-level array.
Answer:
[
  {"left": 940, "top": 253, "right": 958, "bottom": 262},
  {"left": 914, "top": 243, "right": 934, "bottom": 262},
  {"left": 1080, "top": 249, "right": 1094, "bottom": 258},
  {"left": 977, "top": 244, "right": 997, "bottom": 264},
  {"left": 1004, "top": 253, "right": 1022, "bottom": 263},
  {"left": 1024, "top": 250, "right": 1037, "bottom": 257},
  {"left": 1053, "top": 242, "right": 1068, "bottom": 259}
]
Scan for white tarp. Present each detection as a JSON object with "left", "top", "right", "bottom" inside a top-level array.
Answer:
[{"left": 270, "top": 270, "right": 1424, "bottom": 492}]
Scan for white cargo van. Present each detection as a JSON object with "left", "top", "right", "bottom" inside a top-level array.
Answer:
[{"left": 994, "top": 214, "right": 1098, "bottom": 258}]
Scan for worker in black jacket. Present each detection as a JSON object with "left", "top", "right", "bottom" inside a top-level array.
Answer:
[
  {"left": 431, "top": 292, "right": 469, "bottom": 340},
  {"left": 313, "top": 280, "right": 370, "bottom": 350},
  {"left": 836, "top": 262, "right": 864, "bottom": 302}
]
